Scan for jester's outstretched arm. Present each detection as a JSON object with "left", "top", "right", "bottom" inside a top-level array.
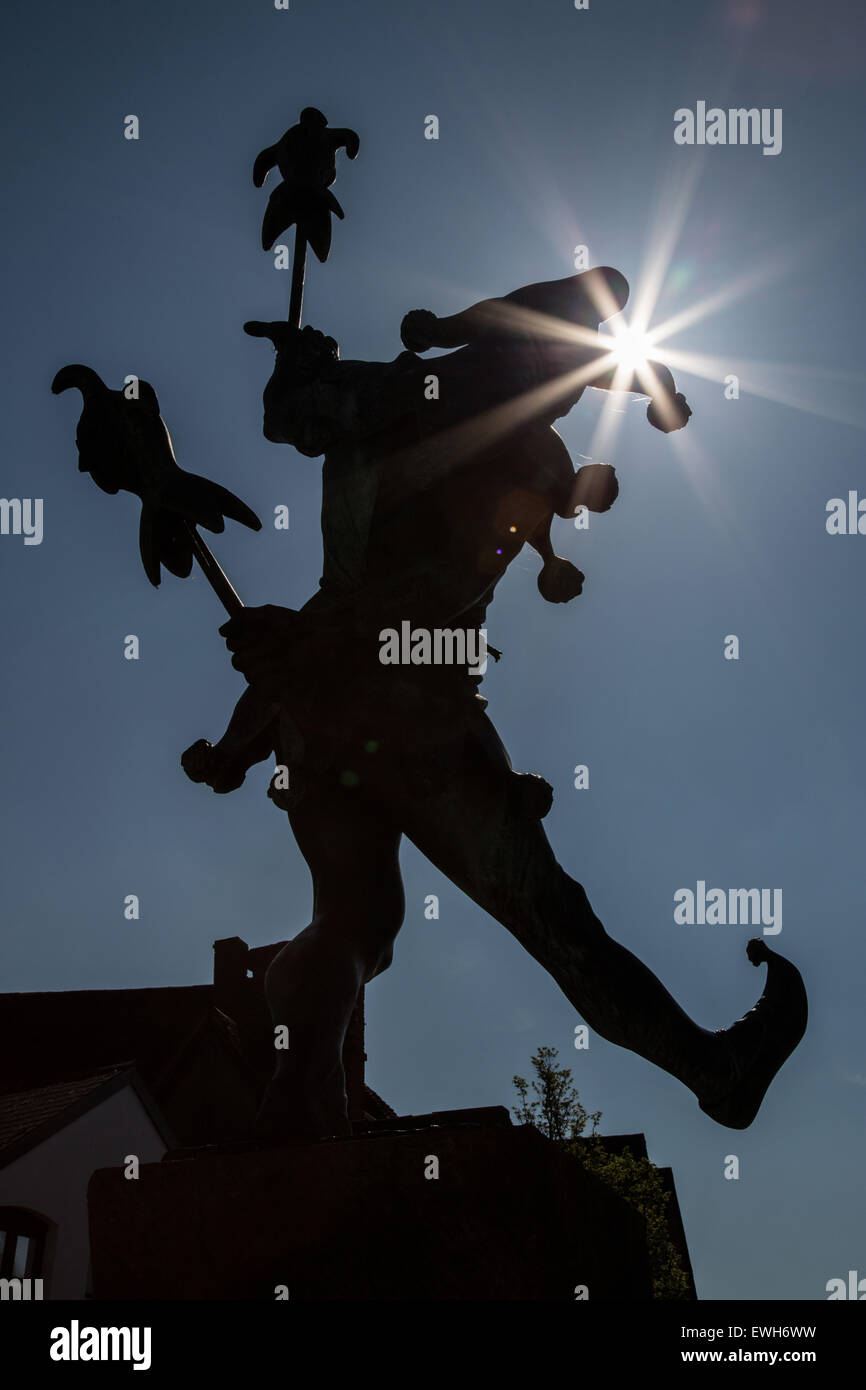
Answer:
[
  {"left": 400, "top": 266, "right": 693, "bottom": 434},
  {"left": 401, "top": 266, "right": 632, "bottom": 348}
]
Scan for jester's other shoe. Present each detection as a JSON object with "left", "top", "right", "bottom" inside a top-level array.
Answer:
[{"left": 698, "top": 939, "right": 808, "bottom": 1129}]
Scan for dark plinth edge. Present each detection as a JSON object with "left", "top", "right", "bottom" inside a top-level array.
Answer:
[
  {"left": 164, "top": 1103, "right": 513, "bottom": 1161},
  {"left": 88, "top": 1119, "right": 654, "bottom": 1300}
]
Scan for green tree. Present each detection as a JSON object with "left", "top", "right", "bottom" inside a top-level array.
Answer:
[
  {"left": 512, "top": 1045, "right": 691, "bottom": 1300},
  {"left": 512, "top": 1044, "right": 601, "bottom": 1141}
]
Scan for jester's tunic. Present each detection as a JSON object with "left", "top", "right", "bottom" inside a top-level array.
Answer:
[
  {"left": 187, "top": 280, "right": 601, "bottom": 812},
  {"left": 267, "top": 349, "right": 498, "bottom": 805}
]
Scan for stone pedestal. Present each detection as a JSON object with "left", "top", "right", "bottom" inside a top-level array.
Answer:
[{"left": 88, "top": 1114, "right": 652, "bottom": 1300}]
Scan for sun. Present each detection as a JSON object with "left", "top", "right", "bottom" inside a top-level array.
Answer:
[{"left": 606, "top": 322, "right": 657, "bottom": 373}]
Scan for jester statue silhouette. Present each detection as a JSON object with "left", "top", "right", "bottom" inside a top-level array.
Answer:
[{"left": 53, "top": 108, "right": 806, "bottom": 1145}]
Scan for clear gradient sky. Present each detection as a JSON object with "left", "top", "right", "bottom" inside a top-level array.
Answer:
[{"left": 2, "top": 0, "right": 865, "bottom": 1299}]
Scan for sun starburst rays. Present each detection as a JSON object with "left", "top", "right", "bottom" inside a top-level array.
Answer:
[{"left": 401, "top": 157, "right": 864, "bottom": 505}]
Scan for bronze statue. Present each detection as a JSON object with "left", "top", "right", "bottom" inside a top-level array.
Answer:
[
  {"left": 215, "top": 261, "right": 804, "bottom": 1141},
  {"left": 53, "top": 110, "right": 807, "bottom": 1148}
]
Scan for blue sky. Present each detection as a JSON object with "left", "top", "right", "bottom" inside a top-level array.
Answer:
[{"left": 1, "top": 0, "right": 865, "bottom": 1299}]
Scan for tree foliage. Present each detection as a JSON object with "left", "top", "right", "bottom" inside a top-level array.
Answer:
[{"left": 512, "top": 1045, "right": 691, "bottom": 1300}]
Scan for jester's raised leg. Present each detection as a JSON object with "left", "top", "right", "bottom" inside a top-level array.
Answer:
[{"left": 397, "top": 716, "right": 807, "bottom": 1130}]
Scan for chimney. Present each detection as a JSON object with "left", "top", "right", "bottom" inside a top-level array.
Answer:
[{"left": 212, "top": 936, "right": 249, "bottom": 1016}]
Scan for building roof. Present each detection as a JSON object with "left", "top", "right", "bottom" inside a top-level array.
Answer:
[
  {"left": 0, "top": 942, "right": 395, "bottom": 1148},
  {"left": 0, "top": 986, "right": 213, "bottom": 1097},
  {"left": 0, "top": 1066, "right": 173, "bottom": 1170}
]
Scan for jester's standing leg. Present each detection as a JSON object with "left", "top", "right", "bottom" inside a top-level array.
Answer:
[{"left": 256, "top": 778, "right": 404, "bottom": 1141}]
